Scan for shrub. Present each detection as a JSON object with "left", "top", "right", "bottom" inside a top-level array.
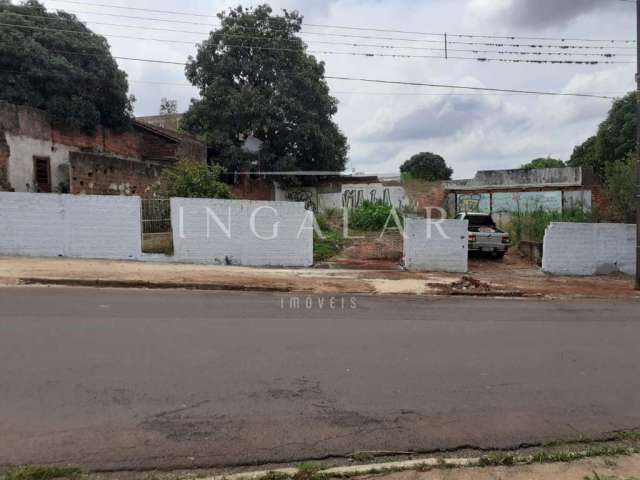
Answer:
[
  {"left": 0, "top": 166, "right": 12, "bottom": 191},
  {"left": 605, "top": 154, "right": 636, "bottom": 224},
  {"left": 314, "top": 230, "right": 344, "bottom": 262},
  {"left": 350, "top": 201, "right": 398, "bottom": 231},
  {"left": 156, "top": 161, "right": 231, "bottom": 199}
]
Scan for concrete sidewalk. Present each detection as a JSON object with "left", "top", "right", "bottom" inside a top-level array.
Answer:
[
  {"left": 348, "top": 454, "right": 640, "bottom": 480},
  {"left": 0, "top": 256, "right": 638, "bottom": 298}
]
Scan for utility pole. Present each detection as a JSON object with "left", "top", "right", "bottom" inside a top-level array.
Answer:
[{"left": 636, "top": 0, "right": 640, "bottom": 289}]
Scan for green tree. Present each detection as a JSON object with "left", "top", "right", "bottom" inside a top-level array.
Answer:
[
  {"left": 0, "top": 0, "right": 133, "bottom": 132},
  {"left": 605, "top": 154, "right": 636, "bottom": 224},
  {"left": 569, "top": 92, "right": 636, "bottom": 179},
  {"left": 400, "top": 152, "right": 453, "bottom": 182},
  {"left": 157, "top": 161, "right": 232, "bottom": 199},
  {"left": 181, "top": 4, "right": 348, "bottom": 173},
  {"left": 160, "top": 98, "right": 178, "bottom": 115},
  {"left": 521, "top": 157, "right": 565, "bottom": 170},
  {"left": 569, "top": 136, "right": 597, "bottom": 172}
]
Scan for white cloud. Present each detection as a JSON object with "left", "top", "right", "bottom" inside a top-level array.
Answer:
[{"left": 39, "top": 0, "right": 634, "bottom": 179}]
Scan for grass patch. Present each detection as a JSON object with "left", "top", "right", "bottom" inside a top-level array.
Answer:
[
  {"left": 479, "top": 445, "right": 635, "bottom": 469},
  {"left": 314, "top": 229, "right": 344, "bottom": 262},
  {"left": 612, "top": 431, "right": 640, "bottom": 442},
  {"left": 1, "top": 465, "right": 83, "bottom": 480}
]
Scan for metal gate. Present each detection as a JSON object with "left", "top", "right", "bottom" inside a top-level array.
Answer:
[{"left": 141, "top": 198, "right": 173, "bottom": 254}]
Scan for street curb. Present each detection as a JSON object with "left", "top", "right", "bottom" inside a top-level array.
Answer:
[
  {"left": 18, "top": 278, "right": 294, "bottom": 293},
  {"left": 204, "top": 457, "right": 482, "bottom": 480},
  {"left": 17, "top": 277, "right": 531, "bottom": 299}
]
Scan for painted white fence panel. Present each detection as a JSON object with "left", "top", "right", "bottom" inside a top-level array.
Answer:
[
  {"left": 542, "top": 222, "right": 636, "bottom": 276},
  {"left": 171, "top": 198, "right": 313, "bottom": 267},
  {"left": 404, "top": 218, "right": 469, "bottom": 273},
  {"left": 0, "top": 192, "right": 141, "bottom": 260}
]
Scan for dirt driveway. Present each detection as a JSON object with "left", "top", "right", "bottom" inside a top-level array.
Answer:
[{"left": 470, "top": 250, "right": 637, "bottom": 298}]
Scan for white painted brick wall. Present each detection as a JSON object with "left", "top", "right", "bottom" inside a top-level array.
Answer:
[
  {"left": 171, "top": 198, "right": 313, "bottom": 267},
  {"left": 542, "top": 222, "right": 636, "bottom": 276},
  {"left": 404, "top": 218, "right": 469, "bottom": 273},
  {"left": 0, "top": 192, "right": 142, "bottom": 260}
]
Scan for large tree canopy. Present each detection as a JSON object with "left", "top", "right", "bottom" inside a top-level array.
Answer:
[
  {"left": 521, "top": 157, "right": 565, "bottom": 170},
  {"left": 400, "top": 152, "right": 453, "bottom": 182},
  {"left": 181, "top": 4, "right": 348, "bottom": 173},
  {"left": 0, "top": 0, "right": 133, "bottom": 131},
  {"left": 569, "top": 92, "right": 636, "bottom": 179}
]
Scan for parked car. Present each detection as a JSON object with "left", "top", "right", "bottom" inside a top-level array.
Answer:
[{"left": 456, "top": 212, "right": 510, "bottom": 258}]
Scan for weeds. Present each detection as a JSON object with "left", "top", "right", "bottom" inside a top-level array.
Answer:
[
  {"left": 293, "top": 463, "right": 328, "bottom": 480},
  {"left": 500, "top": 208, "right": 597, "bottom": 245},
  {"left": 1, "top": 465, "right": 83, "bottom": 480},
  {"left": 350, "top": 452, "right": 375, "bottom": 463},
  {"left": 478, "top": 452, "right": 518, "bottom": 467},
  {"left": 349, "top": 201, "right": 399, "bottom": 231},
  {"left": 478, "top": 445, "right": 635, "bottom": 469},
  {"left": 262, "top": 472, "right": 293, "bottom": 480},
  {"left": 314, "top": 229, "right": 344, "bottom": 262}
]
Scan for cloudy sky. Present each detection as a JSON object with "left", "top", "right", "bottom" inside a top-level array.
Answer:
[{"left": 40, "top": 0, "right": 637, "bottom": 179}]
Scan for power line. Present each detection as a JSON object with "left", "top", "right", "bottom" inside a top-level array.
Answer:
[
  {"left": 21, "top": 7, "right": 637, "bottom": 50},
  {"left": 0, "top": 24, "right": 630, "bottom": 65},
  {"left": 128, "top": 80, "right": 625, "bottom": 96},
  {"left": 325, "top": 76, "right": 617, "bottom": 99},
  {"left": 41, "top": 0, "right": 636, "bottom": 44},
  {"left": 449, "top": 40, "right": 636, "bottom": 50},
  {"left": 0, "top": 59, "right": 617, "bottom": 99},
  {"left": 0, "top": 17, "right": 633, "bottom": 62}
]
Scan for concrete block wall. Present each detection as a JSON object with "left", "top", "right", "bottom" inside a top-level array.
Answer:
[
  {"left": 542, "top": 222, "right": 636, "bottom": 276},
  {"left": 0, "top": 192, "right": 142, "bottom": 260},
  {"left": 404, "top": 218, "right": 469, "bottom": 272},
  {"left": 171, "top": 198, "right": 313, "bottom": 267}
]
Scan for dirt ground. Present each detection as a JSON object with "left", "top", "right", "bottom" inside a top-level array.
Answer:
[
  {"left": 356, "top": 454, "right": 640, "bottom": 480},
  {"left": 0, "top": 251, "right": 638, "bottom": 299},
  {"left": 470, "top": 250, "right": 638, "bottom": 299},
  {"left": 324, "top": 233, "right": 639, "bottom": 299},
  {"left": 324, "top": 232, "right": 404, "bottom": 270}
]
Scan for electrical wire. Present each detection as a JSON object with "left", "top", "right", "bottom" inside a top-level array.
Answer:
[
  {"left": 0, "top": 19, "right": 632, "bottom": 62},
  {"left": 39, "top": 0, "right": 636, "bottom": 44}
]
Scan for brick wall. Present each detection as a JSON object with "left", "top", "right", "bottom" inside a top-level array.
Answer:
[
  {"left": 230, "top": 176, "right": 274, "bottom": 200},
  {"left": 0, "top": 131, "right": 10, "bottom": 190},
  {"left": 139, "top": 129, "right": 178, "bottom": 161},
  {"left": 70, "top": 152, "right": 166, "bottom": 197},
  {"left": 51, "top": 126, "right": 104, "bottom": 151},
  {"left": 591, "top": 184, "right": 608, "bottom": 214},
  {"left": 403, "top": 180, "right": 446, "bottom": 217}
]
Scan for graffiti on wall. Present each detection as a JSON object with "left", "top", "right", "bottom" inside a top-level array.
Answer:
[
  {"left": 492, "top": 191, "right": 562, "bottom": 214},
  {"left": 342, "top": 185, "right": 404, "bottom": 209},
  {"left": 286, "top": 190, "right": 317, "bottom": 212},
  {"left": 456, "top": 191, "right": 564, "bottom": 215},
  {"left": 457, "top": 193, "right": 491, "bottom": 213}
]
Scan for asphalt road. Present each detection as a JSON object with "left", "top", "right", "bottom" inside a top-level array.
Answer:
[{"left": 1, "top": 287, "right": 639, "bottom": 471}]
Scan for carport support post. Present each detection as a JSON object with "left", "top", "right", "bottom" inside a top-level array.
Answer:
[{"left": 636, "top": 0, "right": 640, "bottom": 289}]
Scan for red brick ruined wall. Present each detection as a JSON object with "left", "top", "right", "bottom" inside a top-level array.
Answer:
[{"left": 70, "top": 152, "right": 166, "bottom": 197}]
